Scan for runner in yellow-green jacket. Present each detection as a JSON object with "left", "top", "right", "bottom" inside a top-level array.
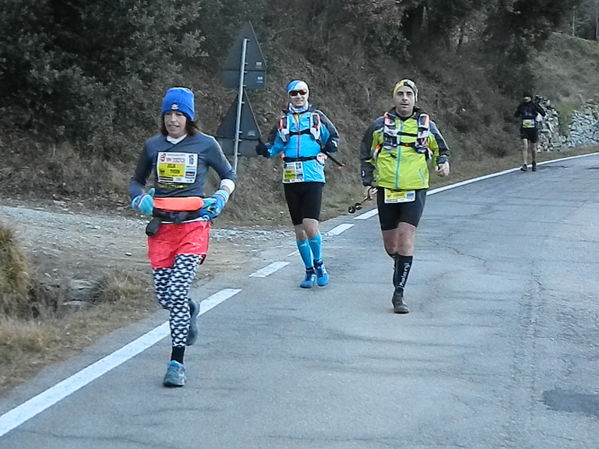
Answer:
[{"left": 359, "top": 79, "right": 450, "bottom": 314}]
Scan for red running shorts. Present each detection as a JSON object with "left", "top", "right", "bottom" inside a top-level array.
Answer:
[{"left": 147, "top": 221, "right": 211, "bottom": 269}]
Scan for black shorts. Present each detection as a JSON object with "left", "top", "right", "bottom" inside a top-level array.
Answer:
[
  {"left": 283, "top": 182, "right": 323, "bottom": 225},
  {"left": 520, "top": 128, "right": 539, "bottom": 143},
  {"left": 376, "top": 188, "right": 427, "bottom": 230}
]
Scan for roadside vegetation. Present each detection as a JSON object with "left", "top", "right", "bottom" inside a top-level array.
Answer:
[{"left": 0, "top": 225, "right": 154, "bottom": 392}]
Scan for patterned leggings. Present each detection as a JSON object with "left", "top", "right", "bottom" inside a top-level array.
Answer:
[{"left": 152, "top": 254, "right": 200, "bottom": 347}]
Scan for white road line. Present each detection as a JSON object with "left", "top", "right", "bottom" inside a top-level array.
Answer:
[
  {"left": 0, "top": 288, "right": 241, "bottom": 438},
  {"left": 249, "top": 262, "right": 290, "bottom": 278},
  {"left": 428, "top": 152, "right": 599, "bottom": 196},
  {"left": 326, "top": 223, "right": 354, "bottom": 236},
  {"left": 354, "top": 208, "right": 378, "bottom": 220},
  {"left": 198, "top": 288, "right": 242, "bottom": 314},
  {"left": 427, "top": 169, "right": 516, "bottom": 195}
]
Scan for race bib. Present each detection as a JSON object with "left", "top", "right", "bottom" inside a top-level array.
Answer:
[
  {"left": 283, "top": 162, "right": 304, "bottom": 183},
  {"left": 522, "top": 119, "right": 536, "bottom": 128},
  {"left": 157, "top": 152, "right": 197, "bottom": 184},
  {"left": 384, "top": 189, "right": 415, "bottom": 203}
]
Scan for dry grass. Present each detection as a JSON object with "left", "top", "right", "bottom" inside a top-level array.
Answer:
[
  {"left": 0, "top": 266, "right": 155, "bottom": 393},
  {"left": 535, "top": 33, "right": 599, "bottom": 106},
  {"left": 92, "top": 271, "right": 152, "bottom": 305},
  {"left": 0, "top": 319, "right": 62, "bottom": 389},
  {"left": 0, "top": 224, "right": 30, "bottom": 317}
]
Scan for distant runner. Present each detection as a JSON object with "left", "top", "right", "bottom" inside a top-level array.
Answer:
[
  {"left": 514, "top": 92, "right": 546, "bottom": 172},
  {"left": 360, "top": 79, "right": 450, "bottom": 314},
  {"left": 129, "top": 87, "right": 236, "bottom": 387},
  {"left": 255, "top": 80, "right": 340, "bottom": 288}
]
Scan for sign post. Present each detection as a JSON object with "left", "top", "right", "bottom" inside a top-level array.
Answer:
[
  {"left": 219, "top": 22, "right": 266, "bottom": 172},
  {"left": 232, "top": 38, "right": 248, "bottom": 171}
]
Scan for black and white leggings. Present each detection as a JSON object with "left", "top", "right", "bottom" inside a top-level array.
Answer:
[{"left": 152, "top": 254, "right": 200, "bottom": 347}]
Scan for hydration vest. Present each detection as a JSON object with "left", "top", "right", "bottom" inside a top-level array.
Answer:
[
  {"left": 381, "top": 112, "right": 432, "bottom": 160},
  {"left": 278, "top": 111, "right": 322, "bottom": 146}
]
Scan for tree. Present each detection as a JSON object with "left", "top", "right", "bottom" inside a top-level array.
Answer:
[
  {"left": 0, "top": 0, "right": 206, "bottom": 157},
  {"left": 570, "top": 0, "right": 599, "bottom": 40}
]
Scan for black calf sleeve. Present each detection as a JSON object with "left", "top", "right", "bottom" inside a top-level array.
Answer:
[{"left": 393, "top": 254, "right": 413, "bottom": 292}]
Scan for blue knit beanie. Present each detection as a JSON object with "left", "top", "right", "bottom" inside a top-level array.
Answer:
[{"left": 161, "top": 87, "right": 195, "bottom": 120}]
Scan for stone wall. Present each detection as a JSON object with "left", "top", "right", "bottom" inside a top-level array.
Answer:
[{"left": 537, "top": 97, "right": 599, "bottom": 151}]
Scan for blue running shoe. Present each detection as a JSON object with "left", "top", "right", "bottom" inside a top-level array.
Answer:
[
  {"left": 186, "top": 299, "right": 199, "bottom": 346},
  {"left": 163, "top": 361, "right": 186, "bottom": 387},
  {"left": 300, "top": 268, "right": 317, "bottom": 288},
  {"left": 314, "top": 260, "right": 329, "bottom": 287}
]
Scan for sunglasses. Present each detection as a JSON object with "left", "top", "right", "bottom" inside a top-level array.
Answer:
[{"left": 289, "top": 89, "right": 307, "bottom": 97}]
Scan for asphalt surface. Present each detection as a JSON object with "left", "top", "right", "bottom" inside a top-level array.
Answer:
[{"left": 1, "top": 154, "right": 598, "bottom": 448}]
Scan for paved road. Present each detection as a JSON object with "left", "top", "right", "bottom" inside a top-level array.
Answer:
[{"left": 1, "top": 155, "right": 598, "bottom": 448}]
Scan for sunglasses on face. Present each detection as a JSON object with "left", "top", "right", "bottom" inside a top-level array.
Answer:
[{"left": 289, "top": 89, "right": 307, "bottom": 97}]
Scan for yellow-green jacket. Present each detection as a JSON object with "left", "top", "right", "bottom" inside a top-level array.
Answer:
[{"left": 360, "top": 108, "right": 449, "bottom": 190}]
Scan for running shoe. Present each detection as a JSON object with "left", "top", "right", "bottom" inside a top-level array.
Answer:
[
  {"left": 314, "top": 260, "right": 329, "bottom": 287},
  {"left": 186, "top": 299, "right": 200, "bottom": 346},
  {"left": 520, "top": 164, "right": 527, "bottom": 172},
  {"left": 392, "top": 290, "right": 410, "bottom": 314},
  {"left": 532, "top": 161, "right": 537, "bottom": 172},
  {"left": 300, "top": 268, "right": 317, "bottom": 288},
  {"left": 163, "top": 361, "right": 186, "bottom": 387}
]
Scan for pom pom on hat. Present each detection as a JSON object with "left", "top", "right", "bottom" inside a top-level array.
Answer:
[
  {"left": 161, "top": 87, "right": 195, "bottom": 120},
  {"left": 392, "top": 79, "right": 418, "bottom": 101},
  {"left": 287, "top": 80, "right": 309, "bottom": 94}
]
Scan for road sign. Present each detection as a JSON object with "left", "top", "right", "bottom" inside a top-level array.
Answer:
[
  {"left": 221, "top": 22, "right": 266, "bottom": 89},
  {"left": 216, "top": 91, "right": 262, "bottom": 157}
]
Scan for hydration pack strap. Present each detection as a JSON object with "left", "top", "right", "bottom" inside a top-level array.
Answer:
[
  {"left": 278, "top": 115, "right": 289, "bottom": 143},
  {"left": 283, "top": 156, "right": 317, "bottom": 162},
  {"left": 289, "top": 129, "right": 312, "bottom": 137},
  {"left": 278, "top": 112, "right": 321, "bottom": 144},
  {"left": 382, "top": 113, "right": 398, "bottom": 149},
  {"left": 415, "top": 113, "right": 432, "bottom": 160}
]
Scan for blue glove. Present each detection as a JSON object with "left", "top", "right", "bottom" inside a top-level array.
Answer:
[
  {"left": 131, "top": 188, "right": 155, "bottom": 216},
  {"left": 199, "top": 189, "right": 229, "bottom": 221}
]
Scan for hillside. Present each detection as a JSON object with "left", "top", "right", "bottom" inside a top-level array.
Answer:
[
  {"left": 535, "top": 32, "right": 599, "bottom": 105},
  {"left": 3, "top": 24, "right": 598, "bottom": 226}
]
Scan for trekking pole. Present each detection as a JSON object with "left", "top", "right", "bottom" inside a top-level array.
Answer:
[
  {"left": 348, "top": 187, "right": 376, "bottom": 213},
  {"left": 323, "top": 151, "right": 345, "bottom": 168}
]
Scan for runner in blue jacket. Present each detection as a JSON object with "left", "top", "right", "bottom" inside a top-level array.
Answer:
[{"left": 256, "top": 80, "right": 340, "bottom": 288}]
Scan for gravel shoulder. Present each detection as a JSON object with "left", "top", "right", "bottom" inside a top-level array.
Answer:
[{"left": 0, "top": 200, "right": 292, "bottom": 286}]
